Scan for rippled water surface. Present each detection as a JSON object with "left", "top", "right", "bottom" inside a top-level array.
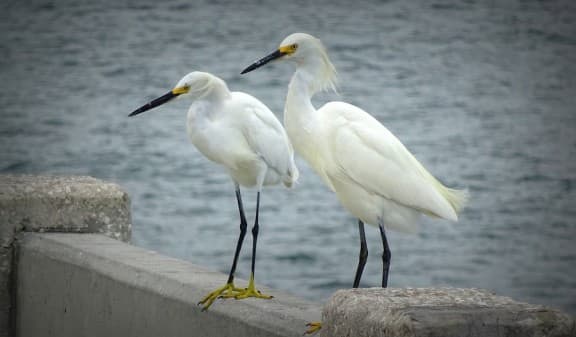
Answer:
[{"left": 1, "top": 0, "right": 575, "bottom": 313}]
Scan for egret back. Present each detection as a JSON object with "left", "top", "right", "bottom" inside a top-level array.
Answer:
[
  {"left": 185, "top": 89, "right": 297, "bottom": 190},
  {"left": 320, "top": 101, "right": 467, "bottom": 222},
  {"left": 230, "top": 92, "right": 299, "bottom": 188}
]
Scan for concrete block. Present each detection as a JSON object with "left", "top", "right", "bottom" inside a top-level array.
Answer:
[
  {"left": 15, "top": 233, "right": 321, "bottom": 337},
  {"left": 0, "top": 174, "right": 132, "bottom": 337},
  {"left": 0, "top": 174, "right": 131, "bottom": 241},
  {"left": 322, "top": 288, "right": 575, "bottom": 337}
]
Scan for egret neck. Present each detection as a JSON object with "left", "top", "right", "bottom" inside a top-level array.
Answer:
[
  {"left": 190, "top": 75, "right": 231, "bottom": 105},
  {"left": 187, "top": 76, "right": 231, "bottom": 129},
  {"left": 284, "top": 60, "right": 329, "bottom": 165}
]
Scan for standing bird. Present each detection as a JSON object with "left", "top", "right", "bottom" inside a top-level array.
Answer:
[
  {"left": 241, "top": 33, "right": 467, "bottom": 300},
  {"left": 129, "top": 71, "right": 298, "bottom": 311}
]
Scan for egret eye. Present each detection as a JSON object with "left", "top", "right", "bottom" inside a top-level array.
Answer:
[{"left": 291, "top": 43, "right": 298, "bottom": 51}]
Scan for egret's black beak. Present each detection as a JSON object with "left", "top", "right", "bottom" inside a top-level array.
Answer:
[
  {"left": 129, "top": 91, "right": 178, "bottom": 117},
  {"left": 241, "top": 49, "right": 286, "bottom": 74},
  {"left": 129, "top": 86, "right": 189, "bottom": 117}
]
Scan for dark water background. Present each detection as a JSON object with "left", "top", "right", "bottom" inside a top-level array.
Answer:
[{"left": 1, "top": 0, "right": 575, "bottom": 313}]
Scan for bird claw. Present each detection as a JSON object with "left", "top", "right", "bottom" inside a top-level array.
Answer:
[
  {"left": 304, "top": 322, "right": 322, "bottom": 335},
  {"left": 231, "top": 274, "right": 274, "bottom": 300},
  {"left": 232, "top": 286, "right": 273, "bottom": 300},
  {"left": 198, "top": 282, "right": 244, "bottom": 311}
]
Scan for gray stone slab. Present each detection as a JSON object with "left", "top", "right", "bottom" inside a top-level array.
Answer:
[
  {"left": 0, "top": 174, "right": 131, "bottom": 240},
  {"left": 323, "top": 288, "right": 575, "bottom": 337},
  {"left": 15, "top": 233, "right": 321, "bottom": 337},
  {"left": 0, "top": 174, "right": 132, "bottom": 337}
]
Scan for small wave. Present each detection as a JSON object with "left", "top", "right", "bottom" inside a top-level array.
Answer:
[
  {"left": 1, "top": 160, "right": 29, "bottom": 172},
  {"left": 517, "top": 173, "right": 554, "bottom": 183},
  {"left": 276, "top": 252, "right": 316, "bottom": 262}
]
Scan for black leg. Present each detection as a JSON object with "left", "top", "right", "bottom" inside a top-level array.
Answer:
[
  {"left": 226, "top": 185, "right": 248, "bottom": 284},
  {"left": 353, "top": 220, "right": 368, "bottom": 288},
  {"left": 379, "top": 223, "right": 391, "bottom": 288},
  {"left": 250, "top": 191, "right": 261, "bottom": 277}
]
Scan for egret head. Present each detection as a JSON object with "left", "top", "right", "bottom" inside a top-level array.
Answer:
[
  {"left": 241, "top": 33, "right": 337, "bottom": 93},
  {"left": 129, "top": 71, "right": 228, "bottom": 117}
]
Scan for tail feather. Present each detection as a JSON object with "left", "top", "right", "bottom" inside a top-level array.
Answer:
[
  {"left": 283, "top": 164, "right": 299, "bottom": 188},
  {"left": 439, "top": 186, "right": 469, "bottom": 218}
]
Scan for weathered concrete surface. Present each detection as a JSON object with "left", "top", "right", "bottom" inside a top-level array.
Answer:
[
  {"left": 0, "top": 174, "right": 131, "bottom": 337},
  {"left": 323, "top": 288, "right": 575, "bottom": 337},
  {"left": 15, "top": 233, "right": 321, "bottom": 337},
  {"left": 0, "top": 175, "right": 131, "bottom": 240}
]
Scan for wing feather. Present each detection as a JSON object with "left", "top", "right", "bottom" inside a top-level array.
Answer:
[
  {"left": 236, "top": 93, "right": 298, "bottom": 185},
  {"left": 323, "top": 102, "right": 460, "bottom": 220}
]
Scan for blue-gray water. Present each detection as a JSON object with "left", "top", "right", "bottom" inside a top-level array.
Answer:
[{"left": 1, "top": 0, "right": 575, "bottom": 314}]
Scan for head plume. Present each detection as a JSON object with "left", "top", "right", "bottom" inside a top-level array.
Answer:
[
  {"left": 281, "top": 33, "right": 338, "bottom": 94},
  {"left": 314, "top": 38, "right": 338, "bottom": 94}
]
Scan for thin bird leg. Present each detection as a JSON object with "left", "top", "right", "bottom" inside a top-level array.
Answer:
[
  {"left": 233, "top": 191, "right": 273, "bottom": 300},
  {"left": 353, "top": 220, "right": 368, "bottom": 288},
  {"left": 379, "top": 222, "right": 391, "bottom": 288},
  {"left": 251, "top": 191, "right": 260, "bottom": 277},
  {"left": 198, "top": 184, "right": 246, "bottom": 310},
  {"left": 226, "top": 186, "right": 249, "bottom": 284}
]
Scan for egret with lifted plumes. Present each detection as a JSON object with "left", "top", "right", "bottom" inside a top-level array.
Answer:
[{"left": 241, "top": 33, "right": 467, "bottom": 333}]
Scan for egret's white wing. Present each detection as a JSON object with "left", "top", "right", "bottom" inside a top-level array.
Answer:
[
  {"left": 322, "top": 102, "right": 458, "bottom": 221},
  {"left": 235, "top": 93, "right": 297, "bottom": 183}
]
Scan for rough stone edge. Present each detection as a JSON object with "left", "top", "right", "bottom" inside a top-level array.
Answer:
[
  {"left": 0, "top": 174, "right": 132, "bottom": 241},
  {"left": 322, "top": 288, "right": 576, "bottom": 337}
]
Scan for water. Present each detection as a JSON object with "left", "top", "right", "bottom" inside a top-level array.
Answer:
[{"left": 1, "top": 0, "right": 575, "bottom": 314}]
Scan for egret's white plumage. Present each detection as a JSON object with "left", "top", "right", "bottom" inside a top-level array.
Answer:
[
  {"left": 305, "top": 100, "right": 466, "bottom": 232},
  {"left": 129, "top": 71, "right": 297, "bottom": 310},
  {"left": 242, "top": 34, "right": 468, "bottom": 307},
  {"left": 171, "top": 72, "right": 298, "bottom": 189},
  {"left": 244, "top": 33, "right": 466, "bottom": 233}
]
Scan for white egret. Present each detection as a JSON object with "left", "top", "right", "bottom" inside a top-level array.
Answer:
[
  {"left": 129, "top": 71, "right": 298, "bottom": 311},
  {"left": 241, "top": 33, "right": 468, "bottom": 318}
]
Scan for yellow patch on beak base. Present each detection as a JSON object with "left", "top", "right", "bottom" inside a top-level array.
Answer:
[
  {"left": 279, "top": 44, "right": 297, "bottom": 55},
  {"left": 172, "top": 86, "right": 190, "bottom": 95}
]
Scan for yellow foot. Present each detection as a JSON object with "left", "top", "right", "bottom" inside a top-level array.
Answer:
[
  {"left": 232, "top": 285, "right": 274, "bottom": 300},
  {"left": 304, "top": 321, "right": 322, "bottom": 335},
  {"left": 221, "top": 274, "right": 273, "bottom": 301},
  {"left": 198, "top": 282, "right": 243, "bottom": 311}
]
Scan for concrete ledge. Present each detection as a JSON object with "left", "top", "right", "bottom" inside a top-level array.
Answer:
[
  {"left": 0, "top": 174, "right": 132, "bottom": 337},
  {"left": 15, "top": 233, "right": 321, "bottom": 337},
  {"left": 323, "top": 288, "right": 575, "bottom": 337},
  {"left": 9, "top": 175, "right": 573, "bottom": 337}
]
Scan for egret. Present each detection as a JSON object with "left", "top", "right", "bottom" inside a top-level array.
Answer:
[
  {"left": 241, "top": 33, "right": 468, "bottom": 331},
  {"left": 129, "top": 71, "right": 298, "bottom": 311}
]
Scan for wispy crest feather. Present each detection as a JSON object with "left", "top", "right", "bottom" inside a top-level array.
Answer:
[{"left": 314, "top": 37, "right": 338, "bottom": 94}]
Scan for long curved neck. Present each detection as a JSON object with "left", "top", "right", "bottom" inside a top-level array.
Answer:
[
  {"left": 284, "top": 67, "right": 320, "bottom": 161},
  {"left": 186, "top": 77, "right": 230, "bottom": 125},
  {"left": 286, "top": 69, "right": 316, "bottom": 118},
  {"left": 284, "top": 47, "right": 337, "bottom": 159},
  {"left": 184, "top": 74, "right": 232, "bottom": 105}
]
